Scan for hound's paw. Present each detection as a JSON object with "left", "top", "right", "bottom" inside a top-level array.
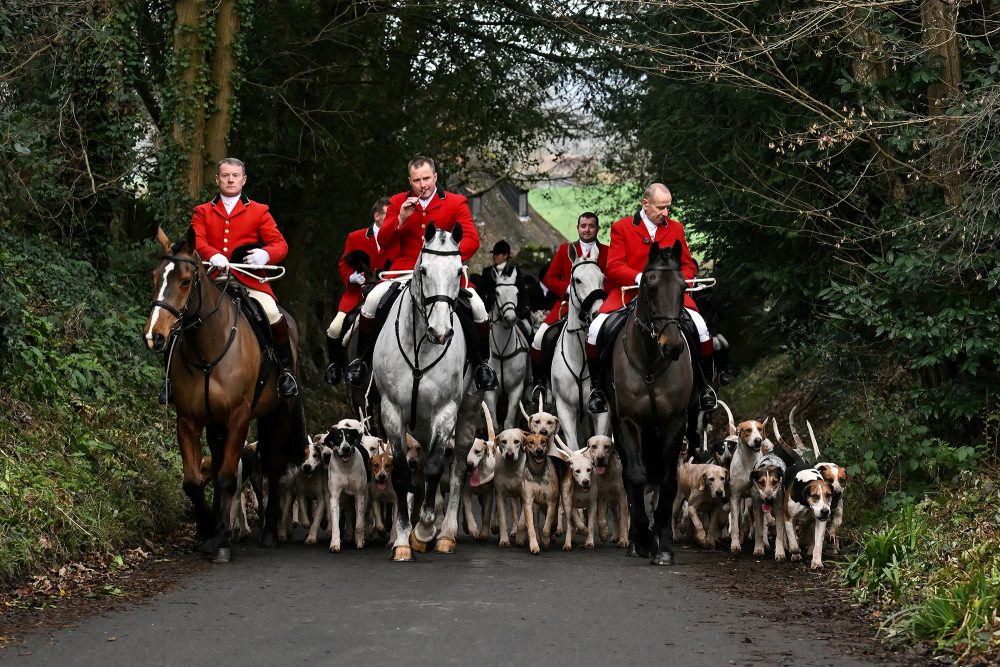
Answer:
[
  {"left": 584, "top": 541, "right": 595, "bottom": 550},
  {"left": 305, "top": 536, "right": 317, "bottom": 546},
  {"left": 469, "top": 529, "right": 481, "bottom": 540},
  {"left": 753, "top": 546, "right": 764, "bottom": 557},
  {"left": 730, "top": 543, "right": 742, "bottom": 554},
  {"left": 563, "top": 543, "right": 573, "bottom": 552},
  {"left": 499, "top": 539, "right": 511, "bottom": 548},
  {"left": 810, "top": 561, "right": 824, "bottom": 570},
  {"left": 775, "top": 553, "right": 786, "bottom": 563},
  {"left": 356, "top": 540, "right": 365, "bottom": 550},
  {"left": 790, "top": 552, "right": 802, "bottom": 562},
  {"left": 599, "top": 529, "right": 610, "bottom": 543},
  {"left": 616, "top": 540, "right": 628, "bottom": 549},
  {"left": 329, "top": 543, "right": 342, "bottom": 553},
  {"left": 530, "top": 543, "right": 541, "bottom": 554}
]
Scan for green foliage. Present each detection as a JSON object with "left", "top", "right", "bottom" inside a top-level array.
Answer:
[
  {"left": 843, "top": 476, "right": 1000, "bottom": 658},
  {"left": 0, "top": 231, "right": 185, "bottom": 587}
]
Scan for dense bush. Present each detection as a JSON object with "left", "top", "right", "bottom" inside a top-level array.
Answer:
[{"left": 0, "top": 231, "right": 185, "bottom": 587}]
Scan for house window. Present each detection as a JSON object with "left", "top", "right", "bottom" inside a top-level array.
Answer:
[
  {"left": 518, "top": 191, "right": 529, "bottom": 222},
  {"left": 469, "top": 194, "right": 484, "bottom": 225}
]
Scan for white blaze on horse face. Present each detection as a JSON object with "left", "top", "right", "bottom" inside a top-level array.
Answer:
[
  {"left": 495, "top": 282, "right": 519, "bottom": 325},
  {"left": 145, "top": 261, "right": 176, "bottom": 347},
  {"left": 420, "top": 235, "right": 462, "bottom": 344}
]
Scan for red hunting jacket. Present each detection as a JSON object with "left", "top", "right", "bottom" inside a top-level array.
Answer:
[
  {"left": 378, "top": 188, "right": 480, "bottom": 278},
  {"left": 337, "top": 224, "right": 396, "bottom": 313},
  {"left": 542, "top": 240, "right": 609, "bottom": 324},
  {"left": 599, "top": 211, "right": 698, "bottom": 314},
  {"left": 191, "top": 194, "right": 288, "bottom": 299}
]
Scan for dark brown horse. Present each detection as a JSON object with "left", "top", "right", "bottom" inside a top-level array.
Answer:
[
  {"left": 144, "top": 226, "right": 306, "bottom": 562},
  {"left": 608, "top": 240, "right": 695, "bottom": 566}
]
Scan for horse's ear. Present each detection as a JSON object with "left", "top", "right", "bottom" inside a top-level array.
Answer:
[
  {"left": 647, "top": 242, "right": 660, "bottom": 264},
  {"left": 670, "top": 239, "right": 683, "bottom": 263},
  {"left": 502, "top": 263, "right": 514, "bottom": 278},
  {"left": 156, "top": 226, "right": 172, "bottom": 254},
  {"left": 185, "top": 225, "right": 197, "bottom": 253},
  {"left": 568, "top": 243, "right": 578, "bottom": 263},
  {"left": 424, "top": 222, "right": 437, "bottom": 243},
  {"left": 450, "top": 223, "right": 463, "bottom": 245},
  {"left": 590, "top": 245, "right": 599, "bottom": 262}
]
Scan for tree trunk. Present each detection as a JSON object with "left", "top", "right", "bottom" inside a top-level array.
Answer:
[
  {"left": 170, "top": 0, "right": 207, "bottom": 201},
  {"left": 920, "top": 0, "right": 965, "bottom": 208},
  {"left": 203, "top": 0, "right": 239, "bottom": 186}
]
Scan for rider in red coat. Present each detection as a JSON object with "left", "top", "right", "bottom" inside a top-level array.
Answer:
[
  {"left": 343, "top": 156, "right": 499, "bottom": 391},
  {"left": 529, "top": 212, "right": 608, "bottom": 399},
  {"left": 584, "top": 183, "right": 717, "bottom": 414},
  {"left": 323, "top": 196, "right": 396, "bottom": 385},
  {"left": 187, "top": 157, "right": 299, "bottom": 399}
]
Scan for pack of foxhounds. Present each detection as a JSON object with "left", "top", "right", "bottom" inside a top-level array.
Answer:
[{"left": 209, "top": 400, "right": 847, "bottom": 569}]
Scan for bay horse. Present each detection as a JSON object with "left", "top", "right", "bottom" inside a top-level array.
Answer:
[
  {"left": 550, "top": 244, "right": 608, "bottom": 451},
  {"left": 607, "top": 240, "right": 695, "bottom": 565},
  {"left": 484, "top": 264, "right": 529, "bottom": 430},
  {"left": 372, "top": 223, "right": 482, "bottom": 561},
  {"left": 144, "top": 226, "right": 307, "bottom": 562}
]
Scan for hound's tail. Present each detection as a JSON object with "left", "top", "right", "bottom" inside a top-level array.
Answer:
[
  {"left": 481, "top": 402, "right": 496, "bottom": 443},
  {"left": 718, "top": 399, "right": 736, "bottom": 437},
  {"left": 770, "top": 420, "right": 806, "bottom": 468}
]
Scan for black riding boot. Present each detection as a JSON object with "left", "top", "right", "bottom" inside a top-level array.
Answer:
[
  {"left": 324, "top": 334, "right": 344, "bottom": 385},
  {"left": 457, "top": 302, "right": 498, "bottom": 391},
  {"left": 343, "top": 316, "right": 374, "bottom": 388},
  {"left": 586, "top": 342, "right": 608, "bottom": 414},
  {"left": 270, "top": 318, "right": 299, "bottom": 398},
  {"left": 697, "top": 354, "right": 718, "bottom": 412}
]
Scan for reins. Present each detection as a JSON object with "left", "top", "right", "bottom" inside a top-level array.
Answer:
[
  {"left": 560, "top": 258, "right": 606, "bottom": 410},
  {"left": 489, "top": 282, "right": 527, "bottom": 390}
]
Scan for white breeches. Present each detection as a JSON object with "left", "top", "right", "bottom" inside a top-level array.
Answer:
[
  {"left": 586, "top": 307, "right": 710, "bottom": 346},
  {"left": 361, "top": 280, "right": 488, "bottom": 323},
  {"left": 246, "top": 288, "right": 281, "bottom": 325},
  {"left": 326, "top": 311, "right": 347, "bottom": 338},
  {"left": 531, "top": 322, "right": 550, "bottom": 350}
]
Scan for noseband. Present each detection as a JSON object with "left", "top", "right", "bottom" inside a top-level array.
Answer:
[{"left": 151, "top": 254, "right": 203, "bottom": 326}]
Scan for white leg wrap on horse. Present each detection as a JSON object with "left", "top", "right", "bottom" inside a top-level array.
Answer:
[
  {"left": 361, "top": 281, "right": 393, "bottom": 318},
  {"left": 246, "top": 288, "right": 281, "bottom": 324},
  {"left": 587, "top": 313, "right": 609, "bottom": 346},
  {"left": 685, "top": 307, "right": 710, "bottom": 343},
  {"left": 531, "top": 322, "right": 549, "bottom": 350},
  {"left": 469, "top": 290, "right": 488, "bottom": 323},
  {"left": 327, "top": 311, "right": 347, "bottom": 338}
]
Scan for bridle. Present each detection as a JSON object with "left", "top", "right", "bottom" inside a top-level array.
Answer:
[
  {"left": 411, "top": 246, "right": 461, "bottom": 323},
  {"left": 566, "top": 259, "right": 607, "bottom": 331},
  {"left": 633, "top": 264, "right": 685, "bottom": 342}
]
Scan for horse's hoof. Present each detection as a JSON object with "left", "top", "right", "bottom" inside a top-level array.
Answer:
[
  {"left": 260, "top": 531, "right": 278, "bottom": 549},
  {"left": 212, "top": 547, "right": 231, "bottom": 563},
  {"left": 650, "top": 551, "right": 674, "bottom": 566},
  {"left": 392, "top": 546, "right": 413, "bottom": 562},
  {"left": 435, "top": 537, "right": 457, "bottom": 554},
  {"left": 409, "top": 533, "right": 431, "bottom": 553},
  {"left": 627, "top": 542, "right": 653, "bottom": 559},
  {"left": 197, "top": 537, "right": 220, "bottom": 554}
]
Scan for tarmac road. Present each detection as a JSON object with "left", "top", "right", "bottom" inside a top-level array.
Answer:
[{"left": 4, "top": 531, "right": 905, "bottom": 667}]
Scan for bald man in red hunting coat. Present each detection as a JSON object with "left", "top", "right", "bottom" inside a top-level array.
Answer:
[
  {"left": 584, "top": 183, "right": 717, "bottom": 414},
  {"left": 189, "top": 157, "right": 298, "bottom": 398},
  {"left": 323, "top": 196, "right": 397, "bottom": 385},
  {"left": 343, "top": 156, "right": 499, "bottom": 391},
  {"left": 529, "top": 211, "right": 609, "bottom": 399}
]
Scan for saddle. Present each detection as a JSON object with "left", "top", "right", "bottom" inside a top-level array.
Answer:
[
  {"left": 594, "top": 305, "right": 699, "bottom": 364},
  {"left": 222, "top": 281, "right": 274, "bottom": 350},
  {"left": 540, "top": 318, "right": 566, "bottom": 362}
]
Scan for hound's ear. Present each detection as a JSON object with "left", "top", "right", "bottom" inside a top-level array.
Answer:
[
  {"left": 520, "top": 429, "right": 531, "bottom": 440},
  {"left": 750, "top": 470, "right": 763, "bottom": 484},
  {"left": 424, "top": 222, "right": 438, "bottom": 243},
  {"left": 405, "top": 433, "right": 420, "bottom": 448},
  {"left": 698, "top": 472, "right": 707, "bottom": 492},
  {"left": 552, "top": 417, "right": 561, "bottom": 435},
  {"left": 185, "top": 225, "right": 198, "bottom": 253},
  {"left": 552, "top": 446, "right": 572, "bottom": 462},
  {"left": 156, "top": 226, "right": 172, "bottom": 254}
]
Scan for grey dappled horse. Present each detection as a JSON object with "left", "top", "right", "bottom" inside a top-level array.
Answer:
[
  {"left": 373, "top": 223, "right": 483, "bottom": 561},
  {"left": 484, "top": 265, "right": 529, "bottom": 430},
  {"left": 551, "top": 245, "right": 608, "bottom": 450}
]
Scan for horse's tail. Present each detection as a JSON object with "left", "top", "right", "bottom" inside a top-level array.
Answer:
[
  {"left": 718, "top": 399, "right": 736, "bottom": 437},
  {"left": 481, "top": 401, "right": 496, "bottom": 443}
]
